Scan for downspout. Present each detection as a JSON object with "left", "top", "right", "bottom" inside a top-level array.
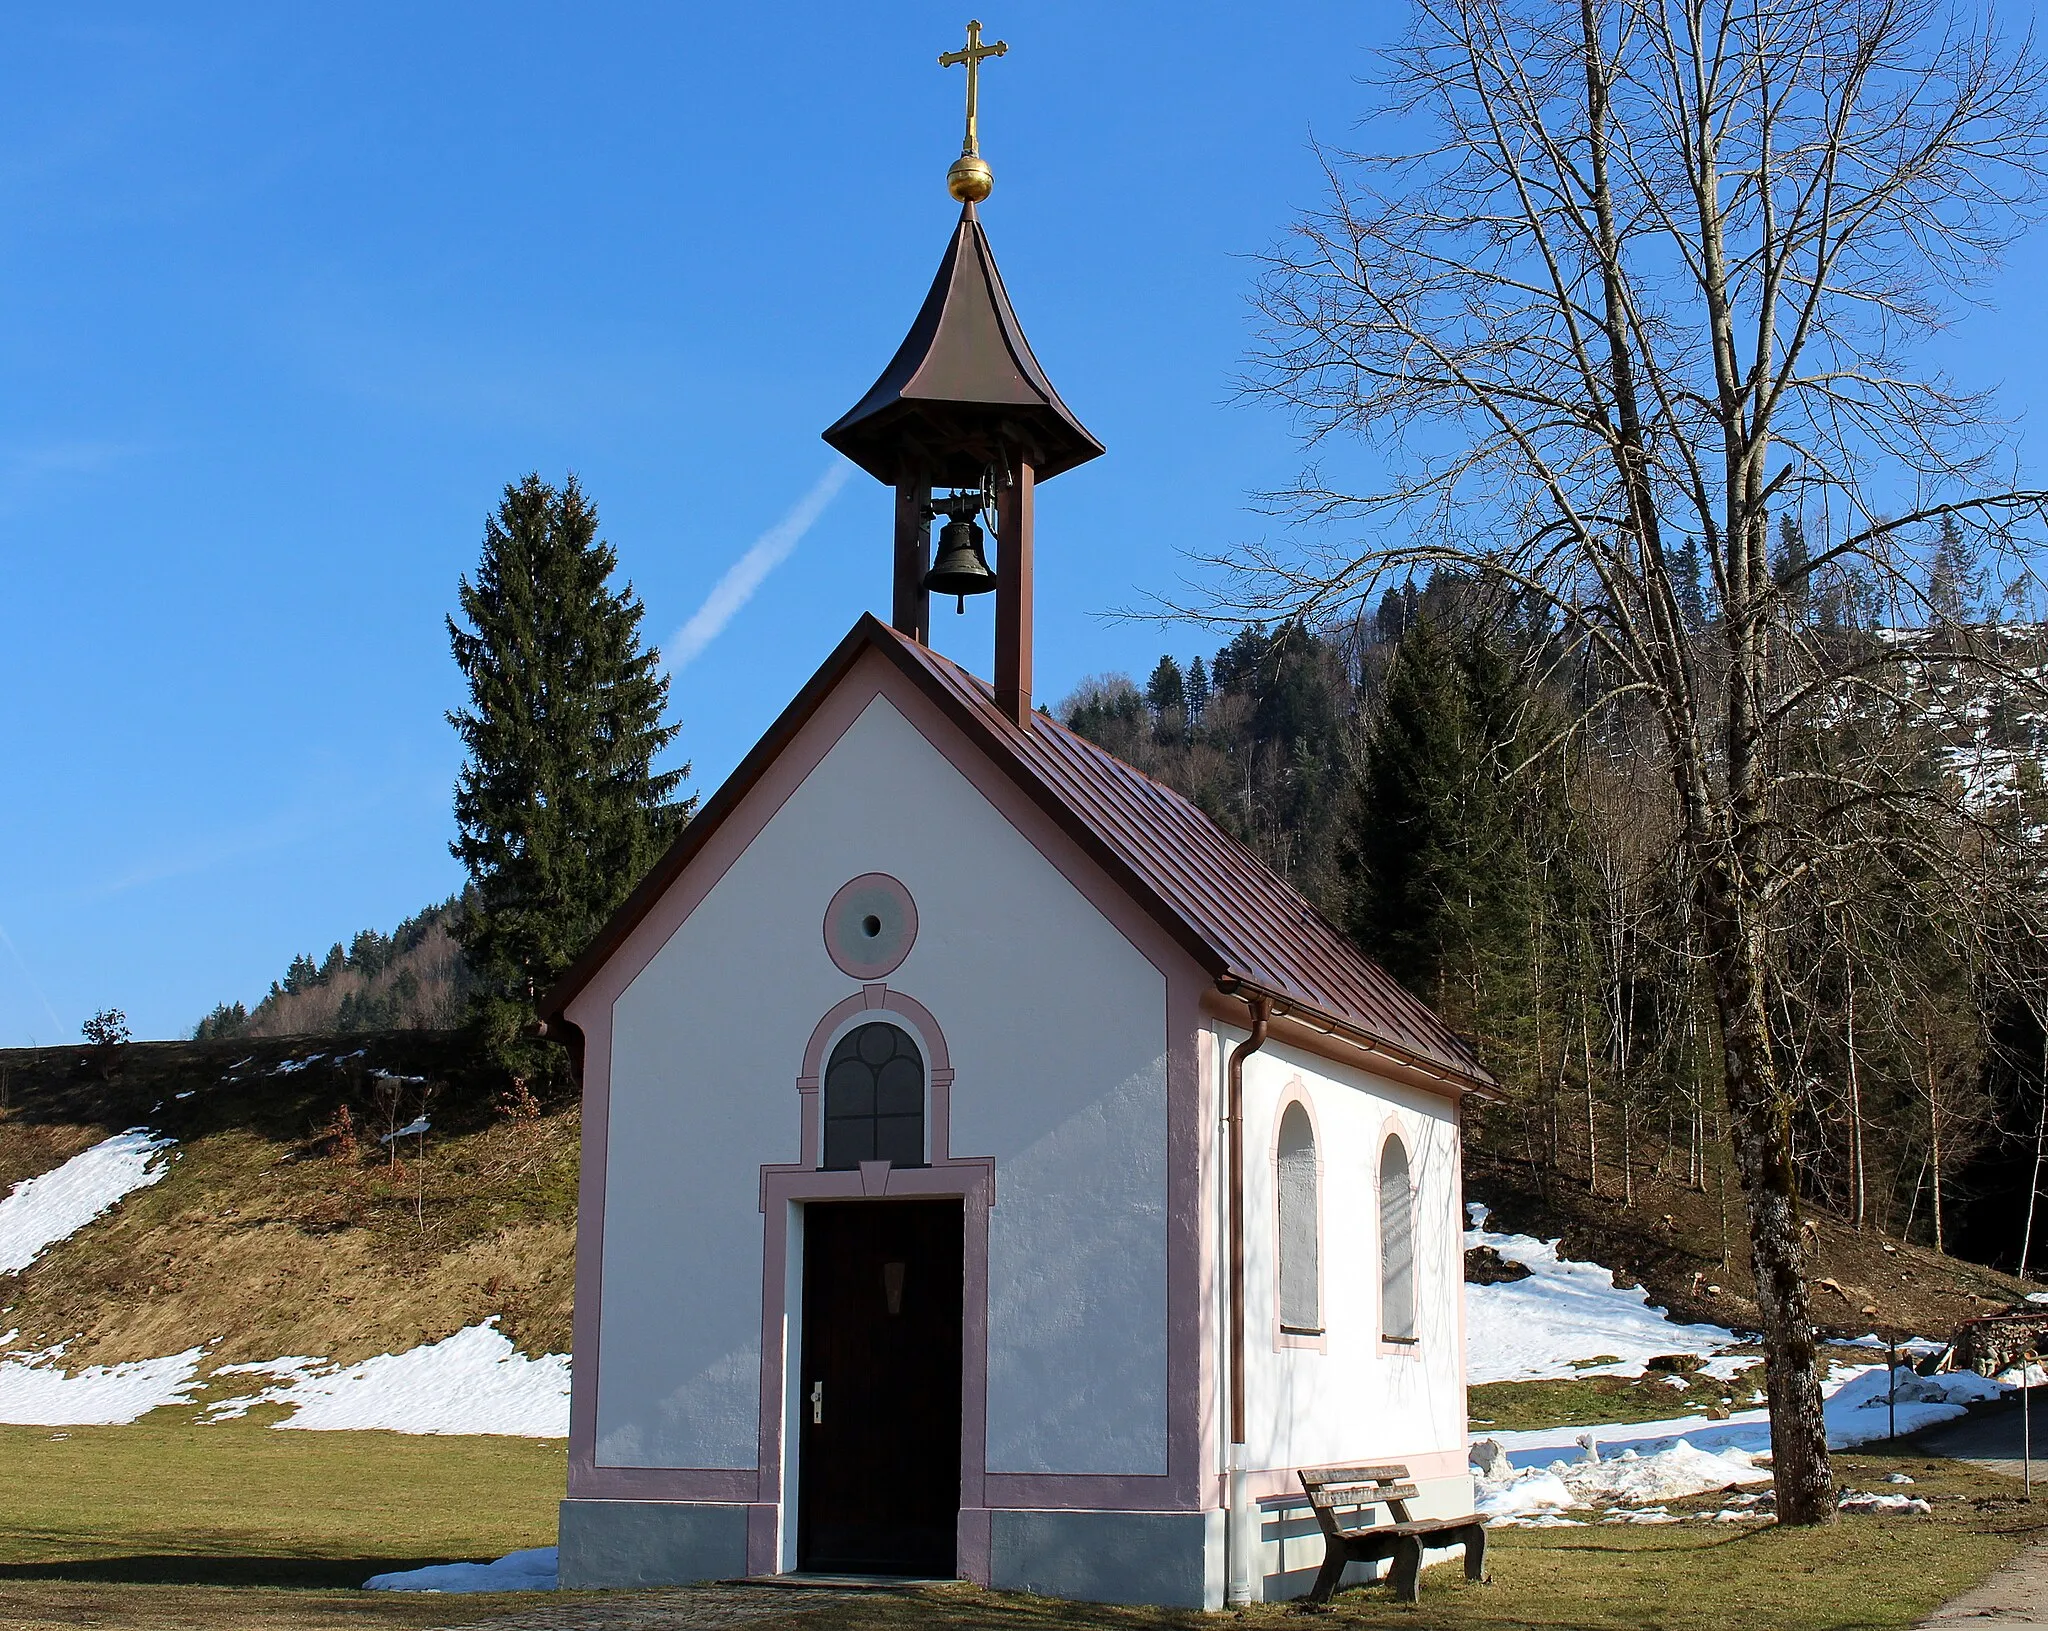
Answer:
[{"left": 1225, "top": 995, "right": 1271, "bottom": 1609}]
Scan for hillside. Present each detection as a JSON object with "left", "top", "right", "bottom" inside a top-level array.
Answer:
[
  {"left": 195, "top": 899, "right": 476, "bottom": 1041},
  {"left": 0, "top": 1035, "right": 573, "bottom": 1374},
  {"left": 1467, "top": 1143, "right": 2036, "bottom": 1346},
  {"left": 0, "top": 1031, "right": 2038, "bottom": 1418}
]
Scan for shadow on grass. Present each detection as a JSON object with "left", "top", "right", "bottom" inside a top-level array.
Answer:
[{"left": 0, "top": 1555, "right": 453, "bottom": 1589}]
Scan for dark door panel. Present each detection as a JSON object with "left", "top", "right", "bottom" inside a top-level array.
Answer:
[{"left": 796, "top": 1199, "right": 964, "bottom": 1576}]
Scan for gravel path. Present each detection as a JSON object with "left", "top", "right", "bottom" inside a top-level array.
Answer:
[{"left": 1918, "top": 1538, "right": 2048, "bottom": 1629}]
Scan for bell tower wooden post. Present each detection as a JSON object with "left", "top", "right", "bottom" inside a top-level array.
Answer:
[
  {"left": 893, "top": 479, "right": 931, "bottom": 643},
  {"left": 995, "top": 460, "right": 1034, "bottom": 725}
]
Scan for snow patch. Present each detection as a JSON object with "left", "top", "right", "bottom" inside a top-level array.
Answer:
[
  {"left": 0, "top": 1342, "right": 204, "bottom": 1424},
  {"left": 1464, "top": 1206, "right": 1744, "bottom": 1383},
  {"left": 1477, "top": 1362, "right": 2007, "bottom": 1502},
  {"left": 0, "top": 1129, "right": 174, "bottom": 1274},
  {"left": 1472, "top": 1437, "right": 1768, "bottom": 1522},
  {"left": 1840, "top": 1490, "right": 1932, "bottom": 1515},
  {"left": 205, "top": 1320, "right": 569, "bottom": 1435},
  {"left": 364, "top": 1546, "right": 557, "bottom": 1592}
]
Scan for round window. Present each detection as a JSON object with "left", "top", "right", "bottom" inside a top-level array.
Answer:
[{"left": 823, "top": 874, "right": 918, "bottom": 980}]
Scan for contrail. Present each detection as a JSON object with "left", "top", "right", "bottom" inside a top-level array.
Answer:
[
  {"left": 0, "top": 920, "right": 64, "bottom": 1038},
  {"left": 666, "top": 461, "right": 852, "bottom": 672}
]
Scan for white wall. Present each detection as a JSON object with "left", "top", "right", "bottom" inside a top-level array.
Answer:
[
  {"left": 592, "top": 689, "right": 1170, "bottom": 1475},
  {"left": 1222, "top": 1030, "right": 1466, "bottom": 1473}
]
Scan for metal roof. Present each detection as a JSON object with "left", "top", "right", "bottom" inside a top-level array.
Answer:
[
  {"left": 543, "top": 617, "right": 1490, "bottom": 1095},
  {"left": 822, "top": 203, "right": 1104, "bottom": 488}
]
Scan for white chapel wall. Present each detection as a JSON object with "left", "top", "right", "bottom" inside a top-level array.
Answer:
[
  {"left": 593, "top": 688, "right": 1170, "bottom": 1475},
  {"left": 1224, "top": 1031, "right": 1467, "bottom": 1475}
]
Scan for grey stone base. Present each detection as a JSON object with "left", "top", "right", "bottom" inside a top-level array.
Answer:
[
  {"left": 558, "top": 1498, "right": 749, "bottom": 1589},
  {"left": 990, "top": 1508, "right": 1224, "bottom": 1610}
]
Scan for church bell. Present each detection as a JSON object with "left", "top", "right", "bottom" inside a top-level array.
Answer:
[{"left": 925, "top": 501, "right": 998, "bottom": 609}]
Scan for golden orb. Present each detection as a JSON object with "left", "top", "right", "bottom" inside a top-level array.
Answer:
[{"left": 947, "top": 153, "right": 994, "bottom": 203}]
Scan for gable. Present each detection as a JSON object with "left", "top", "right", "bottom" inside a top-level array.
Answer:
[{"left": 544, "top": 616, "right": 1489, "bottom": 1100}]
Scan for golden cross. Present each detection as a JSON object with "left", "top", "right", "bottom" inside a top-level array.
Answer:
[{"left": 938, "top": 19, "right": 1007, "bottom": 158}]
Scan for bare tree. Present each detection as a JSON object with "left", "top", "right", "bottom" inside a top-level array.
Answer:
[{"left": 1223, "top": 0, "right": 2048, "bottom": 1523}]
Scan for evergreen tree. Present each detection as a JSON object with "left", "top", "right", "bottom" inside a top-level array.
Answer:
[
  {"left": 1210, "top": 625, "right": 1271, "bottom": 695},
  {"left": 1145, "top": 655, "right": 1187, "bottom": 742},
  {"left": 193, "top": 1001, "right": 248, "bottom": 1041},
  {"left": 1145, "top": 655, "right": 1186, "bottom": 717},
  {"left": 1344, "top": 616, "right": 1530, "bottom": 1025},
  {"left": 449, "top": 473, "right": 694, "bottom": 1079},
  {"left": 1185, "top": 656, "right": 1210, "bottom": 727},
  {"left": 1928, "top": 513, "right": 1981, "bottom": 624},
  {"left": 1671, "top": 538, "right": 1709, "bottom": 631},
  {"left": 1774, "top": 515, "right": 1813, "bottom": 623}
]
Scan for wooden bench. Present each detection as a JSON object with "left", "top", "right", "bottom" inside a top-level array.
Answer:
[{"left": 1297, "top": 1463, "right": 1488, "bottom": 1604}]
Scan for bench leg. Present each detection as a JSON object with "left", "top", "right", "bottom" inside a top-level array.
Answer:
[
  {"left": 1308, "top": 1544, "right": 1347, "bottom": 1605},
  {"left": 1463, "top": 1523, "right": 1489, "bottom": 1583},
  {"left": 1390, "top": 1536, "right": 1423, "bottom": 1604}
]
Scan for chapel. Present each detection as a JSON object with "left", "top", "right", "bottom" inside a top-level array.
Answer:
[{"left": 541, "top": 25, "right": 1491, "bottom": 1608}]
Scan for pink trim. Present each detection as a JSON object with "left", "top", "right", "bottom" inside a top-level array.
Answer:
[
  {"left": 569, "top": 1466, "right": 759, "bottom": 1501},
  {"left": 1453, "top": 1096, "right": 1469, "bottom": 1410},
  {"left": 1195, "top": 1027, "right": 1222, "bottom": 1501},
  {"left": 957, "top": 1507, "right": 993, "bottom": 1582},
  {"left": 1270, "top": 1083, "right": 1327, "bottom": 1354},
  {"left": 566, "top": 660, "right": 906, "bottom": 1498},
  {"left": 822, "top": 872, "right": 919, "bottom": 980},
  {"left": 798, "top": 984, "right": 958, "bottom": 1166},
  {"left": 757, "top": 1161, "right": 996, "bottom": 1578},
  {"left": 564, "top": 648, "right": 1214, "bottom": 1524}
]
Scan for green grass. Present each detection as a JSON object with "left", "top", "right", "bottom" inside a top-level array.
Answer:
[
  {"left": 1468, "top": 1366, "right": 1763, "bottom": 1432},
  {"left": 0, "top": 1424, "right": 2028, "bottom": 1631},
  {"left": 0, "top": 1418, "right": 564, "bottom": 1629}
]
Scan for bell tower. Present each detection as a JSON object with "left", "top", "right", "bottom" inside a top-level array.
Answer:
[{"left": 821, "top": 19, "right": 1103, "bottom": 727}]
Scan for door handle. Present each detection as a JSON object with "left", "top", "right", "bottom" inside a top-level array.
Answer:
[{"left": 810, "top": 1380, "right": 823, "bottom": 1425}]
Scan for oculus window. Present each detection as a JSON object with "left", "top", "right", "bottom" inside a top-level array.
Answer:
[
  {"left": 822, "top": 1022, "right": 926, "bottom": 1170},
  {"left": 1276, "top": 1102, "right": 1322, "bottom": 1334},
  {"left": 1380, "top": 1135, "right": 1417, "bottom": 1342}
]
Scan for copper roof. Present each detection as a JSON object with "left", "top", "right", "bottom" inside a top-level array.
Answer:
[
  {"left": 543, "top": 617, "right": 1491, "bottom": 1096},
  {"left": 822, "top": 203, "right": 1104, "bottom": 488}
]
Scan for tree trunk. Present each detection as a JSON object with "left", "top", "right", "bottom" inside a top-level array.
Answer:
[
  {"left": 1699, "top": 872, "right": 1836, "bottom": 1525},
  {"left": 2021, "top": 1086, "right": 2046, "bottom": 1280},
  {"left": 1846, "top": 955, "right": 1865, "bottom": 1232},
  {"left": 1927, "top": 1041, "right": 1945, "bottom": 1257}
]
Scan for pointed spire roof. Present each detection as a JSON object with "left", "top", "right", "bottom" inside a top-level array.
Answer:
[{"left": 823, "top": 203, "right": 1104, "bottom": 488}]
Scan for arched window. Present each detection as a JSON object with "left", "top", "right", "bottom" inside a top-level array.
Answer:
[
  {"left": 822, "top": 1023, "right": 925, "bottom": 1170},
  {"left": 1380, "top": 1135, "right": 1417, "bottom": 1342},
  {"left": 1276, "top": 1102, "right": 1321, "bottom": 1334}
]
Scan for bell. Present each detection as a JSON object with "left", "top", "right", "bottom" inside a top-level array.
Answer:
[{"left": 925, "top": 516, "right": 997, "bottom": 610}]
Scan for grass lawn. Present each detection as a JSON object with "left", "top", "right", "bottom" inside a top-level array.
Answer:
[
  {"left": 0, "top": 1415, "right": 563, "bottom": 1629},
  {"left": 0, "top": 1422, "right": 2030, "bottom": 1631}
]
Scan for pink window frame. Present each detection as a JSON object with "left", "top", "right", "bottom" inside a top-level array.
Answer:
[
  {"left": 1376, "top": 1118, "right": 1422, "bottom": 1357},
  {"left": 1271, "top": 1083, "right": 1327, "bottom": 1352}
]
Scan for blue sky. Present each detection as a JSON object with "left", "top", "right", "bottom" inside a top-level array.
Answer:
[{"left": 3, "top": 4, "right": 2046, "bottom": 1044}]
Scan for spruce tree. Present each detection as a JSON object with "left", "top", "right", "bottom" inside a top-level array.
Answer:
[
  {"left": 1185, "top": 656, "right": 1210, "bottom": 727},
  {"left": 1345, "top": 615, "right": 1474, "bottom": 995},
  {"left": 448, "top": 473, "right": 693, "bottom": 1078},
  {"left": 1145, "top": 655, "right": 1187, "bottom": 742},
  {"left": 1345, "top": 615, "right": 1531, "bottom": 1029}
]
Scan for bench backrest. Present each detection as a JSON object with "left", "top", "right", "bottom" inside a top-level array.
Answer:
[{"left": 1298, "top": 1463, "right": 1419, "bottom": 1540}]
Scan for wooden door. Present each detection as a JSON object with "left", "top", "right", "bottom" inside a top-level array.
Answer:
[{"left": 796, "top": 1199, "right": 964, "bottom": 1576}]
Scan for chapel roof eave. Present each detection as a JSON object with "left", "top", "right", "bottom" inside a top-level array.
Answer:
[
  {"left": 821, "top": 203, "right": 1104, "bottom": 488},
  {"left": 538, "top": 616, "right": 1492, "bottom": 1103}
]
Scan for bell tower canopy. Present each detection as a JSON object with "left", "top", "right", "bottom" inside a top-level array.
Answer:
[{"left": 821, "top": 203, "right": 1104, "bottom": 489}]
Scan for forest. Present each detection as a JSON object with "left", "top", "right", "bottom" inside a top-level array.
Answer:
[{"left": 1062, "top": 560, "right": 2048, "bottom": 1279}]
